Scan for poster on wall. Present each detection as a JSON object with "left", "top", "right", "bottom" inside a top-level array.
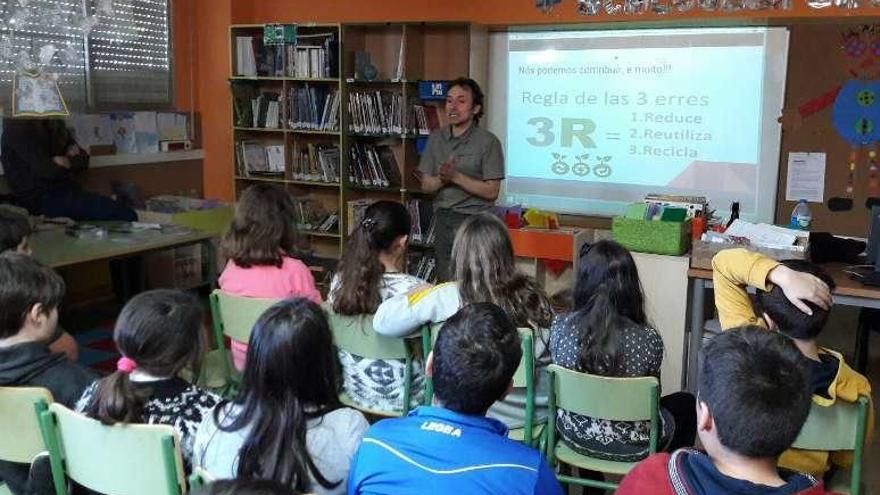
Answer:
[{"left": 12, "top": 70, "right": 69, "bottom": 117}]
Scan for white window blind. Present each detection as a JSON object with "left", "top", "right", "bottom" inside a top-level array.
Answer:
[
  {"left": 0, "top": 0, "right": 171, "bottom": 111},
  {"left": 87, "top": 0, "right": 171, "bottom": 107}
]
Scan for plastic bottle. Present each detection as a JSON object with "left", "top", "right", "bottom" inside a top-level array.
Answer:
[{"left": 790, "top": 199, "right": 812, "bottom": 230}]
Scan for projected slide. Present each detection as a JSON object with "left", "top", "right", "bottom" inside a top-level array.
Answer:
[{"left": 493, "top": 28, "right": 789, "bottom": 221}]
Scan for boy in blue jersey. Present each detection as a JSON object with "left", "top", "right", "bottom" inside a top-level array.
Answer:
[{"left": 347, "top": 302, "right": 563, "bottom": 495}]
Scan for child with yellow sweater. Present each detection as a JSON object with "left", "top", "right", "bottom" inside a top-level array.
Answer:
[{"left": 711, "top": 248, "right": 873, "bottom": 477}]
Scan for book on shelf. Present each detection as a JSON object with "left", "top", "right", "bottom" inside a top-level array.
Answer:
[
  {"left": 348, "top": 143, "right": 402, "bottom": 188},
  {"left": 288, "top": 85, "right": 340, "bottom": 131},
  {"left": 231, "top": 83, "right": 258, "bottom": 128},
  {"left": 237, "top": 141, "right": 285, "bottom": 176},
  {"left": 292, "top": 143, "right": 340, "bottom": 183},
  {"left": 410, "top": 104, "right": 441, "bottom": 136},
  {"left": 348, "top": 90, "right": 410, "bottom": 135},
  {"left": 251, "top": 92, "right": 282, "bottom": 128},
  {"left": 236, "top": 36, "right": 284, "bottom": 77},
  {"left": 292, "top": 198, "right": 338, "bottom": 233},
  {"left": 406, "top": 199, "right": 435, "bottom": 245},
  {"left": 286, "top": 32, "right": 338, "bottom": 78},
  {"left": 408, "top": 252, "right": 437, "bottom": 283},
  {"left": 346, "top": 199, "right": 375, "bottom": 235}
]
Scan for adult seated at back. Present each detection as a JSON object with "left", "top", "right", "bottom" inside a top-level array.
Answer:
[
  {"left": 1, "top": 118, "right": 136, "bottom": 221},
  {"left": 348, "top": 303, "right": 563, "bottom": 495}
]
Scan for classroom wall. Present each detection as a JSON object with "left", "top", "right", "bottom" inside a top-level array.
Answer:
[{"left": 189, "top": 0, "right": 880, "bottom": 205}]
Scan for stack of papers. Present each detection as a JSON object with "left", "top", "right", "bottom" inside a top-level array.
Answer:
[{"left": 716, "top": 220, "right": 807, "bottom": 252}]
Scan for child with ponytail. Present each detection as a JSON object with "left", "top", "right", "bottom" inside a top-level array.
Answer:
[
  {"left": 76, "top": 289, "right": 219, "bottom": 468},
  {"left": 328, "top": 201, "right": 425, "bottom": 411}
]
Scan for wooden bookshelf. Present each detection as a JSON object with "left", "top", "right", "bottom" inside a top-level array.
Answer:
[{"left": 229, "top": 22, "right": 487, "bottom": 271}]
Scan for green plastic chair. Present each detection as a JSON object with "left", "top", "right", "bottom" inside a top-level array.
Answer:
[
  {"left": 206, "top": 289, "right": 280, "bottom": 395},
  {"left": 0, "top": 387, "right": 53, "bottom": 495},
  {"left": 37, "top": 403, "right": 187, "bottom": 495},
  {"left": 422, "top": 326, "right": 543, "bottom": 446},
  {"left": 324, "top": 303, "right": 424, "bottom": 417},
  {"left": 545, "top": 364, "right": 660, "bottom": 491},
  {"left": 187, "top": 466, "right": 215, "bottom": 491},
  {"left": 791, "top": 396, "right": 871, "bottom": 495}
]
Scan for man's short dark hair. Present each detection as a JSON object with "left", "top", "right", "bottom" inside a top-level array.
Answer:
[
  {"left": 700, "top": 326, "right": 812, "bottom": 458},
  {"left": 0, "top": 209, "right": 31, "bottom": 253},
  {"left": 432, "top": 302, "right": 521, "bottom": 415},
  {"left": 0, "top": 252, "right": 65, "bottom": 339},
  {"left": 755, "top": 260, "right": 836, "bottom": 340},
  {"left": 448, "top": 77, "right": 485, "bottom": 125}
]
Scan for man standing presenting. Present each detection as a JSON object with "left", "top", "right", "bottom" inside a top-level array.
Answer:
[{"left": 418, "top": 77, "right": 505, "bottom": 281}]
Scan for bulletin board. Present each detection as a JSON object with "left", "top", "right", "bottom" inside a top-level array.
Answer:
[{"left": 776, "top": 22, "right": 880, "bottom": 237}]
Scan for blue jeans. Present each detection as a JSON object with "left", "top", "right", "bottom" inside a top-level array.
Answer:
[{"left": 40, "top": 188, "right": 137, "bottom": 222}]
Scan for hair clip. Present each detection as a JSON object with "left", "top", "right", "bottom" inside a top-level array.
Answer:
[
  {"left": 362, "top": 217, "right": 376, "bottom": 230},
  {"left": 117, "top": 356, "right": 137, "bottom": 374}
]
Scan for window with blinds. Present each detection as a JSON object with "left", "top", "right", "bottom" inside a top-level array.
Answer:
[
  {"left": 0, "top": 0, "right": 171, "bottom": 111},
  {"left": 88, "top": 0, "right": 171, "bottom": 107}
]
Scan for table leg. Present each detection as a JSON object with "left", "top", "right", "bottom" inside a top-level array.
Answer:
[
  {"left": 855, "top": 308, "right": 875, "bottom": 373},
  {"left": 686, "top": 278, "right": 706, "bottom": 393}
]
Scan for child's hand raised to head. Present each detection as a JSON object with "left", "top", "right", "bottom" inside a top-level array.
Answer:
[{"left": 768, "top": 265, "right": 832, "bottom": 315}]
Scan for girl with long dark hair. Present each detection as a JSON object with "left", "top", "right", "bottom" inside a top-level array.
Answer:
[
  {"left": 76, "top": 290, "right": 219, "bottom": 469},
  {"left": 218, "top": 183, "right": 322, "bottom": 370},
  {"left": 373, "top": 213, "right": 553, "bottom": 428},
  {"left": 329, "top": 200, "right": 425, "bottom": 411},
  {"left": 193, "top": 298, "right": 368, "bottom": 495},
  {"left": 549, "top": 240, "right": 695, "bottom": 462}
]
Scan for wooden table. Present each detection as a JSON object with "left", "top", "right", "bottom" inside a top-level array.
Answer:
[
  {"left": 30, "top": 223, "right": 217, "bottom": 298},
  {"left": 686, "top": 263, "right": 880, "bottom": 392}
]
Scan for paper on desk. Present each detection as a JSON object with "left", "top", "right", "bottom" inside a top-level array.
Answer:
[
  {"left": 725, "top": 219, "right": 806, "bottom": 250},
  {"left": 786, "top": 152, "right": 826, "bottom": 202}
]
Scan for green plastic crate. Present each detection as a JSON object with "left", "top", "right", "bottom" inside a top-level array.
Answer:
[{"left": 612, "top": 217, "right": 692, "bottom": 256}]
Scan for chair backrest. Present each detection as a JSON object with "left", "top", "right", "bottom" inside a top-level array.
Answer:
[
  {"left": 210, "top": 290, "right": 280, "bottom": 342},
  {"left": 324, "top": 304, "right": 410, "bottom": 360},
  {"left": 793, "top": 396, "right": 870, "bottom": 451},
  {"left": 39, "top": 403, "right": 186, "bottom": 495},
  {"left": 0, "top": 387, "right": 52, "bottom": 463},
  {"left": 548, "top": 364, "right": 659, "bottom": 422},
  {"left": 512, "top": 329, "right": 535, "bottom": 388}
]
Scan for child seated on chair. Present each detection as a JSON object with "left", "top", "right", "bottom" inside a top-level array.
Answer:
[
  {"left": 373, "top": 213, "right": 554, "bottom": 430},
  {"left": 328, "top": 201, "right": 426, "bottom": 412},
  {"left": 0, "top": 252, "right": 96, "bottom": 494},
  {"left": 196, "top": 479, "right": 300, "bottom": 495},
  {"left": 0, "top": 208, "right": 79, "bottom": 362},
  {"left": 549, "top": 240, "right": 696, "bottom": 464},
  {"left": 712, "top": 248, "right": 873, "bottom": 476},
  {"left": 218, "top": 184, "right": 322, "bottom": 371},
  {"left": 76, "top": 289, "right": 220, "bottom": 471},
  {"left": 194, "top": 298, "right": 368, "bottom": 495},
  {"left": 617, "top": 326, "right": 832, "bottom": 495},
  {"left": 348, "top": 303, "right": 563, "bottom": 495}
]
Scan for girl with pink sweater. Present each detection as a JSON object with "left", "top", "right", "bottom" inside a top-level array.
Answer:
[{"left": 218, "top": 184, "right": 321, "bottom": 369}]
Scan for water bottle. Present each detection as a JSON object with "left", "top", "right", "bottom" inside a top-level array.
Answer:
[{"left": 790, "top": 199, "right": 812, "bottom": 230}]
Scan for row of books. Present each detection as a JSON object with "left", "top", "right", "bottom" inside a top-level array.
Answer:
[
  {"left": 408, "top": 253, "right": 437, "bottom": 283},
  {"left": 348, "top": 90, "right": 444, "bottom": 136},
  {"left": 292, "top": 144, "right": 340, "bottom": 183},
  {"left": 348, "top": 91, "right": 409, "bottom": 136},
  {"left": 349, "top": 143, "right": 401, "bottom": 188},
  {"left": 236, "top": 141, "right": 285, "bottom": 176},
  {"left": 293, "top": 198, "right": 339, "bottom": 233},
  {"left": 286, "top": 35, "right": 339, "bottom": 79},
  {"left": 236, "top": 37, "right": 284, "bottom": 77},
  {"left": 288, "top": 86, "right": 340, "bottom": 131},
  {"left": 406, "top": 199, "right": 435, "bottom": 246},
  {"left": 231, "top": 84, "right": 282, "bottom": 129}
]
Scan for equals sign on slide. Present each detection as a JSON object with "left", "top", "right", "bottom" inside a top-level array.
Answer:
[{"left": 605, "top": 132, "right": 621, "bottom": 140}]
